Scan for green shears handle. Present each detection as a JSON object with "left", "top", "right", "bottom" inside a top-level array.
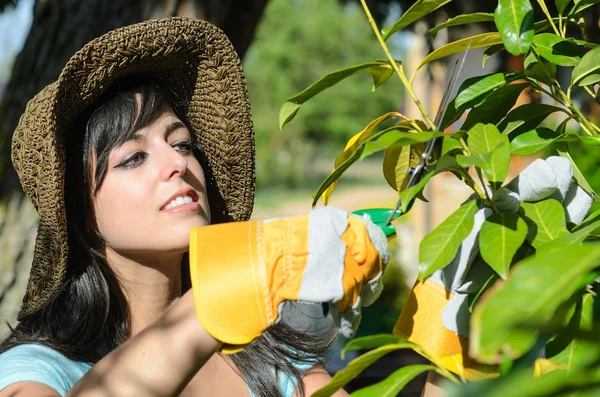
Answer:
[{"left": 352, "top": 206, "right": 406, "bottom": 238}]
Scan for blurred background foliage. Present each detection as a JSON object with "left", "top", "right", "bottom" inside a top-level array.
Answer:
[{"left": 244, "top": 0, "right": 403, "bottom": 188}]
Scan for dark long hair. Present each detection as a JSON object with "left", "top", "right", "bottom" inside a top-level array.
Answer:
[{"left": 1, "top": 76, "right": 337, "bottom": 397}]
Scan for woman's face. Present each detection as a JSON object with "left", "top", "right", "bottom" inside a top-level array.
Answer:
[{"left": 93, "top": 107, "right": 210, "bottom": 258}]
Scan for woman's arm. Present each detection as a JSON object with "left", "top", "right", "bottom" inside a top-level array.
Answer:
[
  {"left": 421, "top": 371, "right": 445, "bottom": 397},
  {"left": 66, "top": 290, "right": 220, "bottom": 397},
  {"left": 0, "top": 292, "right": 215, "bottom": 397}
]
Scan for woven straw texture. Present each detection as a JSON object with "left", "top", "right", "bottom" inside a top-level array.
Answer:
[{"left": 11, "top": 17, "right": 255, "bottom": 319}]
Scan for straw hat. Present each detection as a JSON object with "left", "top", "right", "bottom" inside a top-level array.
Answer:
[{"left": 11, "top": 17, "right": 255, "bottom": 319}]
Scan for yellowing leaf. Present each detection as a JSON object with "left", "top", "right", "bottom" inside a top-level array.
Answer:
[
  {"left": 322, "top": 112, "right": 404, "bottom": 204},
  {"left": 383, "top": 143, "right": 424, "bottom": 192}
]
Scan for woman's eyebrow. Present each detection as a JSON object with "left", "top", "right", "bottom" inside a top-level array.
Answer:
[{"left": 165, "top": 121, "right": 187, "bottom": 137}]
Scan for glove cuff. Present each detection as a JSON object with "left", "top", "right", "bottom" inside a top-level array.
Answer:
[{"left": 189, "top": 222, "right": 272, "bottom": 351}]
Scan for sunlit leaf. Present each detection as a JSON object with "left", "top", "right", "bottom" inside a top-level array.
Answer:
[
  {"left": 429, "top": 12, "right": 495, "bottom": 38},
  {"left": 494, "top": 0, "right": 535, "bottom": 56},
  {"left": 510, "top": 127, "right": 559, "bottom": 155},
  {"left": 419, "top": 200, "right": 479, "bottom": 280},
  {"left": 533, "top": 33, "right": 582, "bottom": 66},
  {"left": 279, "top": 60, "right": 394, "bottom": 129},
  {"left": 471, "top": 243, "right": 600, "bottom": 364},
  {"left": 382, "top": 0, "right": 452, "bottom": 41},
  {"left": 520, "top": 199, "right": 570, "bottom": 249},
  {"left": 498, "top": 104, "right": 564, "bottom": 136},
  {"left": 455, "top": 72, "right": 520, "bottom": 110},
  {"left": 572, "top": 45, "right": 600, "bottom": 86},
  {"left": 441, "top": 135, "right": 464, "bottom": 156},
  {"left": 351, "top": 365, "right": 436, "bottom": 397},
  {"left": 479, "top": 213, "right": 528, "bottom": 278},
  {"left": 413, "top": 32, "right": 503, "bottom": 76},
  {"left": 311, "top": 342, "right": 421, "bottom": 397},
  {"left": 466, "top": 123, "right": 510, "bottom": 184},
  {"left": 462, "top": 83, "right": 529, "bottom": 131}
]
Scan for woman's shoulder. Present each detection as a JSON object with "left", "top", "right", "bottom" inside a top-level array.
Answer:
[{"left": 0, "top": 343, "right": 91, "bottom": 396}]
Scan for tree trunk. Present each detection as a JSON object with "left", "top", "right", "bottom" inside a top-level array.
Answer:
[{"left": 0, "top": 0, "right": 267, "bottom": 337}]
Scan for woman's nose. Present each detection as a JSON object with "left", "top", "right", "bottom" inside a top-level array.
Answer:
[{"left": 160, "top": 144, "right": 188, "bottom": 180}]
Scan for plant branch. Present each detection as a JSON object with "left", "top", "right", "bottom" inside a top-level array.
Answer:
[
  {"left": 536, "top": 0, "right": 561, "bottom": 36},
  {"left": 359, "top": 0, "right": 436, "bottom": 130}
]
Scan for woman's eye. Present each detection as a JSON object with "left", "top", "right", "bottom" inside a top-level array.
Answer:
[
  {"left": 117, "top": 152, "right": 147, "bottom": 169},
  {"left": 173, "top": 140, "right": 192, "bottom": 154}
]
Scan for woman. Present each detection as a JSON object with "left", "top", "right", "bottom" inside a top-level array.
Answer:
[{"left": 0, "top": 17, "right": 387, "bottom": 397}]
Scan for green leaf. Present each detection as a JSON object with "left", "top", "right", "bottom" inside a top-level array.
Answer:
[
  {"left": 556, "top": 142, "right": 598, "bottom": 200},
  {"left": 382, "top": 0, "right": 452, "bottom": 41},
  {"left": 279, "top": 60, "right": 392, "bottom": 129},
  {"left": 311, "top": 343, "right": 421, "bottom": 397},
  {"left": 383, "top": 143, "right": 424, "bottom": 192},
  {"left": 482, "top": 44, "right": 505, "bottom": 67},
  {"left": 434, "top": 154, "right": 465, "bottom": 174},
  {"left": 540, "top": 218, "right": 600, "bottom": 251},
  {"left": 414, "top": 32, "right": 503, "bottom": 75},
  {"left": 317, "top": 113, "right": 406, "bottom": 206},
  {"left": 569, "top": 0, "right": 600, "bottom": 16},
  {"left": 494, "top": 0, "right": 535, "bottom": 56},
  {"left": 456, "top": 152, "right": 492, "bottom": 168},
  {"left": 578, "top": 73, "right": 600, "bottom": 87},
  {"left": 467, "top": 123, "right": 511, "bottom": 184},
  {"left": 429, "top": 12, "right": 495, "bottom": 38},
  {"left": 455, "top": 72, "right": 515, "bottom": 110},
  {"left": 441, "top": 135, "right": 464, "bottom": 156},
  {"left": 533, "top": 33, "right": 582, "bottom": 66},
  {"left": 398, "top": 171, "right": 435, "bottom": 212},
  {"left": 572, "top": 45, "right": 600, "bottom": 86},
  {"left": 573, "top": 208, "right": 600, "bottom": 233},
  {"left": 462, "top": 83, "right": 529, "bottom": 131},
  {"left": 479, "top": 213, "right": 528, "bottom": 278},
  {"left": 351, "top": 365, "right": 436, "bottom": 397},
  {"left": 419, "top": 200, "right": 479, "bottom": 280},
  {"left": 555, "top": 0, "right": 572, "bottom": 14},
  {"left": 498, "top": 104, "right": 564, "bottom": 137},
  {"left": 341, "top": 334, "right": 412, "bottom": 358},
  {"left": 546, "top": 293, "right": 599, "bottom": 371},
  {"left": 368, "top": 64, "right": 394, "bottom": 91},
  {"left": 510, "top": 127, "right": 559, "bottom": 155},
  {"left": 470, "top": 243, "right": 600, "bottom": 364},
  {"left": 523, "top": 49, "right": 557, "bottom": 86},
  {"left": 360, "top": 130, "right": 443, "bottom": 160},
  {"left": 520, "top": 199, "right": 570, "bottom": 249}
]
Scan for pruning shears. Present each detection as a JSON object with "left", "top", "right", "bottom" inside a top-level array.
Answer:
[{"left": 352, "top": 42, "right": 472, "bottom": 238}]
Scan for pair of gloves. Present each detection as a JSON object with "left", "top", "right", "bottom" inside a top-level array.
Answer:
[
  {"left": 394, "top": 156, "right": 594, "bottom": 379},
  {"left": 188, "top": 207, "right": 390, "bottom": 353}
]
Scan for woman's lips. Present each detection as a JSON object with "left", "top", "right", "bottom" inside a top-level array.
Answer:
[{"left": 162, "top": 201, "right": 200, "bottom": 214}]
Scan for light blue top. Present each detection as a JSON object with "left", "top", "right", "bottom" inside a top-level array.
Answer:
[{"left": 0, "top": 344, "right": 310, "bottom": 396}]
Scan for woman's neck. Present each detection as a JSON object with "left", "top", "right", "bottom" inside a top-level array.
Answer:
[{"left": 105, "top": 248, "right": 183, "bottom": 336}]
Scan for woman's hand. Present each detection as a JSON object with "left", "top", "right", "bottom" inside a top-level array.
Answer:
[{"left": 189, "top": 206, "right": 390, "bottom": 353}]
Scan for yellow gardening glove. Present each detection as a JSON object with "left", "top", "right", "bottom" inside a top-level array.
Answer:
[
  {"left": 189, "top": 207, "right": 389, "bottom": 353},
  {"left": 394, "top": 156, "right": 593, "bottom": 380}
]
